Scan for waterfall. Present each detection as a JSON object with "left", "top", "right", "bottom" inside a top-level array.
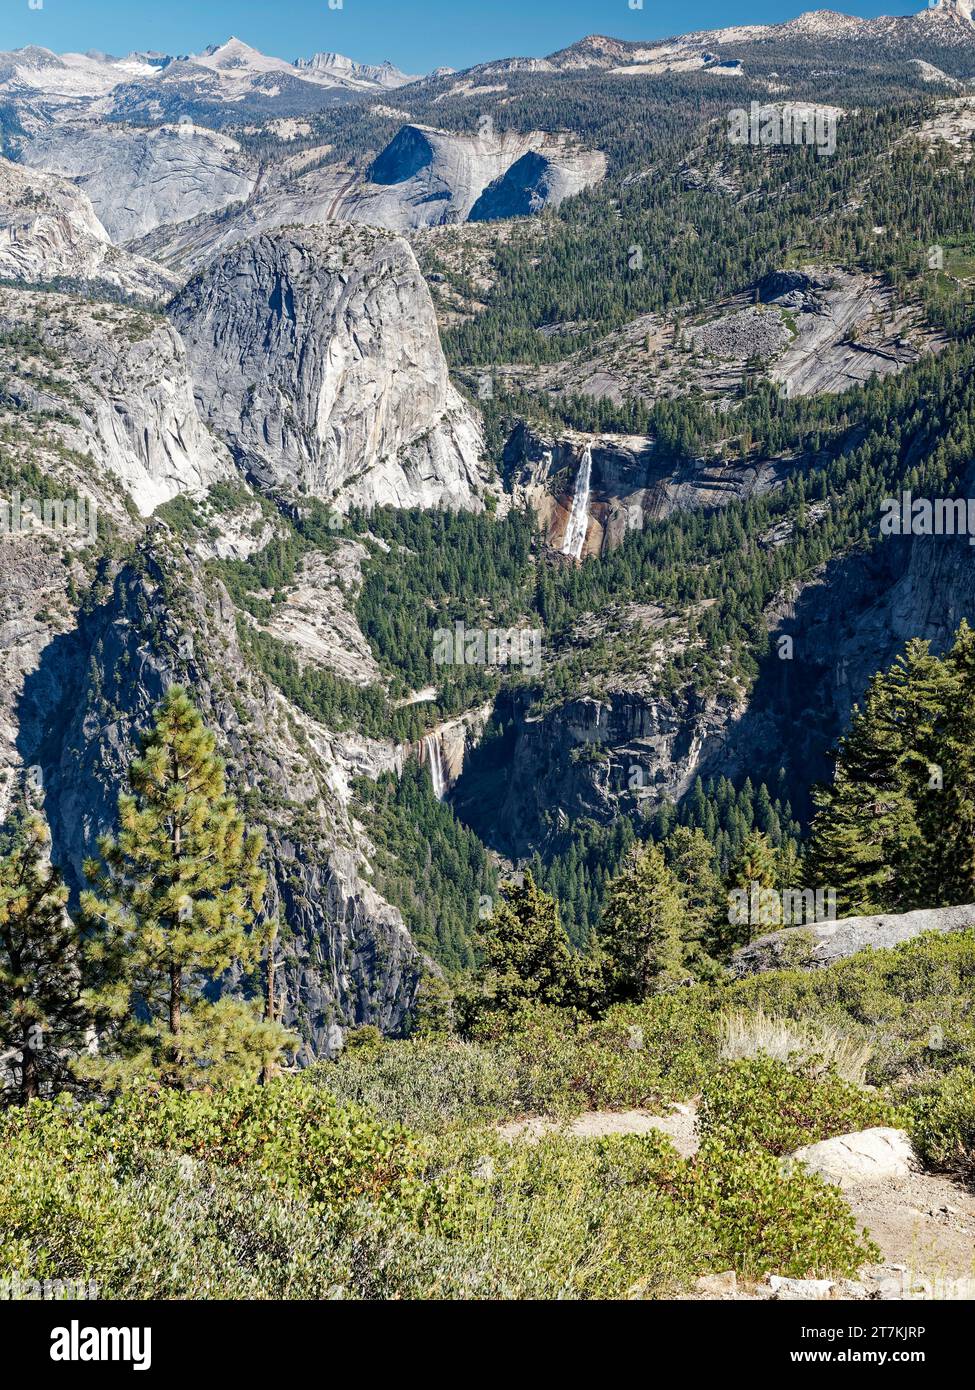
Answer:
[
  {"left": 423, "top": 734, "right": 446, "bottom": 800},
  {"left": 561, "top": 446, "right": 592, "bottom": 560}
]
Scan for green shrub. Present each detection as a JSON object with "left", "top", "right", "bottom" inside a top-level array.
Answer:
[
  {"left": 730, "top": 930, "right": 975, "bottom": 1083},
  {"left": 312, "top": 1038, "right": 520, "bottom": 1132},
  {"left": 679, "top": 1138, "right": 879, "bottom": 1278},
  {"left": 905, "top": 1067, "right": 975, "bottom": 1177},
  {"left": 427, "top": 1131, "right": 705, "bottom": 1299},
  {"left": 0, "top": 1137, "right": 144, "bottom": 1285},
  {"left": 699, "top": 1055, "right": 896, "bottom": 1156},
  {"left": 341, "top": 1024, "right": 385, "bottom": 1055},
  {"left": 0, "top": 1080, "right": 433, "bottom": 1217}
]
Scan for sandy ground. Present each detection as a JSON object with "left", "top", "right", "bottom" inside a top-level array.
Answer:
[{"left": 497, "top": 1103, "right": 698, "bottom": 1156}]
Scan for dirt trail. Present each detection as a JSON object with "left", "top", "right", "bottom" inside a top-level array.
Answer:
[
  {"left": 849, "top": 1169, "right": 975, "bottom": 1294},
  {"left": 497, "top": 1105, "right": 698, "bottom": 1156}
]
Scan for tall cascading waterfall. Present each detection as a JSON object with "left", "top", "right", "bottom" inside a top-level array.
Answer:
[
  {"left": 561, "top": 445, "right": 592, "bottom": 560},
  {"left": 423, "top": 733, "right": 447, "bottom": 800}
]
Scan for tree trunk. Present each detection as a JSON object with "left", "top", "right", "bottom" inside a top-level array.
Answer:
[
  {"left": 168, "top": 963, "right": 183, "bottom": 1085},
  {"left": 20, "top": 1029, "right": 39, "bottom": 1103},
  {"left": 260, "top": 932, "right": 277, "bottom": 1087}
]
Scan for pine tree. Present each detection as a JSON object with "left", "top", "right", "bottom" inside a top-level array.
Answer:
[
  {"left": 808, "top": 639, "right": 942, "bottom": 915},
  {"left": 0, "top": 810, "right": 86, "bottom": 1103},
  {"left": 661, "top": 825, "right": 723, "bottom": 965},
  {"left": 473, "top": 872, "right": 579, "bottom": 1018},
  {"left": 80, "top": 688, "right": 292, "bottom": 1091},
  {"left": 727, "top": 830, "right": 778, "bottom": 893},
  {"left": 915, "top": 621, "right": 975, "bottom": 908},
  {"left": 597, "top": 844, "right": 687, "bottom": 1001},
  {"left": 809, "top": 624, "right": 975, "bottom": 915}
]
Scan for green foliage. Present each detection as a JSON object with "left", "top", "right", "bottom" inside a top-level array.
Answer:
[
  {"left": 597, "top": 843, "right": 693, "bottom": 1000},
  {"left": 79, "top": 688, "right": 292, "bottom": 1090},
  {"left": 699, "top": 1055, "right": 897, "bottom": 1157},
  {"left": 809, "top": 622, "right": 975, "bottom": 916},
  {"left": 0, "top": 810, "right": 85, "bottom": 1104},
  {"left": 678, "top": 1137, "right": 879, "bottom": 1279},
  {"left": 468, "top": 873, "right": 584, "bottom": 1021},
  {"left": 342, "top": 1025, "right": 384, "bottom": 1056},
  {"left": 730, "top": 928, "right": 975, "bottom": 1084},
  {"left": 904, "top": 1068, "right": 975, "bottom": 1178},
  {"left": 313, "top": 1037, "right": 521, "bottom": 1132},
  {"left": 354, "top": 761, "right": 496, "bottom": 971},
  {"left": 352, "top": 505, "right": 536, "bottom": 704},
  {"left": 727, "top": 829, "right": 779, "bottom": 894}
]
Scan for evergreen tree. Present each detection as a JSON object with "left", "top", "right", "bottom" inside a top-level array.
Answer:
[
  {"left": 727, "top": 830, "right": 778, "bottom": 893},
  {"left": 407, "top": 971, "right": 455, "bottom": 1037},
  {"left": 809, "top": 625, "right": 975, "bottom": 915},
  {"left": 0, "top": 811, "right": 86, "bottom": 1104},
  {"left": 597, "top": 844, "right": 687, "bottom": 1001},
  {"left": 661, "top": 825, "right": 723, "bottom": 965},
  {"left": 472, "top": 872, "right": 579, "bottom": 1018},
  {"left": 80, "top": 688, "right": 292, "bottom": 1091}
]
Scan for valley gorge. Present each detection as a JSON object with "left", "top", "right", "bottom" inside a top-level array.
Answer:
[{"left": 2, "top": 3, "right": 975, "bottom": 1316}]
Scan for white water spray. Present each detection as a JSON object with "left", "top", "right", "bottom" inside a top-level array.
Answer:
[
  {"left": 423, "top": 734, "right": 447, "bottom": 800},
  {"left": 561, "top": 446, "right": 592, "bottom": 560}
]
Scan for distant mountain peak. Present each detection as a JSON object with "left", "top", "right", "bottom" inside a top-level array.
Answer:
[{"left": 294, "top": 51, "right": 417, "bottom": 86}]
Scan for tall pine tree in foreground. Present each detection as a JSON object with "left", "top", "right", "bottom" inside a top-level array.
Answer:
[
  {"left": 80, "top": 688, "right": 292, "bottom": 1091},
  {"left": 809, "top": 623, "right": 975, "bottom": 916},
  {"left": 0, "top": 810, "right": 86, "bottom": 1103}
]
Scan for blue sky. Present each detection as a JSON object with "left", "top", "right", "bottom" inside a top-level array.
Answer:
[{"left": 3, "top": 1, "right": 924, "bottom": 75}]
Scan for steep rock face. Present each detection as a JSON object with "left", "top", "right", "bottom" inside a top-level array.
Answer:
[
  {"left": 0, "top": 287, "right": 233, "bottom": 514},
  {"left": 507, "top": 425, "right": 786, "bottom": 555},
  {"left": 468, "top": 149, "right": 601, "bottom": 220},
  {"left": 12, "top": 536, "right": 422, "bottom": 1058},
  {"left": 707, "top": 471, "right": 975, "bottom": 814},
  {"left": 456, "top": 472, "right": 975, "bottom": 859},
  {"left": 126, "top": 126, "right": 606, "bottom": 278},
  {"left": 453, "top": 686, "right": 740, "bottom": 856},
  {"left": 0, "top": 157, "right": 178, "bottom": 301},
  {"left": 170, "top": 223, "right": 490, "bottom": 511},
  {"left": 351, "top": 124, "right": 606, "bottom": 231},
  {"left": 19, "top": 123, "right": 257, "bottom": 244}
]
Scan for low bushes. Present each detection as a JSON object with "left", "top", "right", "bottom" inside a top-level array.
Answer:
[
  {"left": 728, "top": 931, "right": 975, "bottom": 1084},
  {"left": 698, "top": 1055, "right": 897, "bottom": 1156},
  {"left": 678, "top": 1138, "right": 879, "bottom": 1278},
  {"left": 718, "top": 1006, "right": 873, "bottom": 1083},
  {"left": 0, "top": 1080, "right": 433, "bottom": 1218},
  {"left": 904, "top": 1067, "right": 975, "bottom": 1178}
]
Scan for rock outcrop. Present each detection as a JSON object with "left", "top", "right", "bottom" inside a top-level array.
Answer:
[
  {"left": 0, "top": 286, "right": 233, "bottom": 514},
  {"left": 170, "top": 223, "right": 491, "bottom": 512},
  {"left": 733, "top": 902, "right": 975, "bottom": 975},
  {"left": 129, "top": 123, "right": 607, "bottom": 276},
  {"left": 506, "top": 425, "right": 786, "bottom": 556},
  {"left": 0, "top": 157, "right": 177, "bottom": 301},
  {"left": 10, "top": 533, "right": 423, "bottom": 1060},
  {"left": 791, "top": 1128, "right": 917, "bottom": 1188},
  {"left": 351, "top": 124, "right": 606, "bottom": 231},
  {"left": 19, "top": 122, "right": 258, "bottom": 244}
]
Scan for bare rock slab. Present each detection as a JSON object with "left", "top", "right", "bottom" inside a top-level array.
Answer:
[
  {"left": 792, "top": 1127, "right": 916, "bottom": 1188},
  {"left": 733, "top": 902, "right": 975, "bottom": 975}
]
